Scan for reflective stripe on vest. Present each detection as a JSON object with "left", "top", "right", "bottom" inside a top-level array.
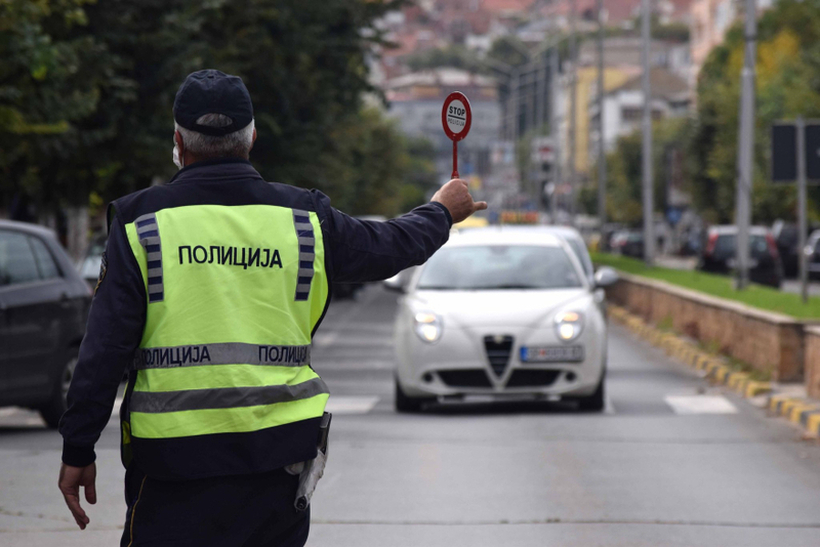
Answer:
[
  {"left": 123, "top": 204, "right": 329, "bottom": 441},
  {"left": 133, "top": 342, "right": 311, "bottom": 369},
  {"left": 292, "top": 209, "right": 315, "bottom": 301},
  {"left": 130, "top": 377, "right": 329, "bottom": 413},
  {"left": 135, "top": 213, "right": 164, "bottom": 303}
]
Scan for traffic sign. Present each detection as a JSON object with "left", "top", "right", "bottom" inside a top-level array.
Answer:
[
  {"left": 770, "top": 118, "right": 819, "bottom": 304},
  {"left": 805, "top": 124, "right": 820, "bottom": 179},
  {"left": 441, "top": 91, "right": 472, "bottom": 179},
  {"left": 771, "top": 123, "right": 796, "bottom": 182},
  {"left": 772, "top": 120, "right": 820, "bottom": 182}
]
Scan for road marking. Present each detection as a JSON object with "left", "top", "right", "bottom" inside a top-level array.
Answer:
[
  {"left": 0, "top": 408, "right": 19, "bottom": 417},
  {"left": 604, "top": 395, "right": 616, "bottom": 414},
  {"left": 664, "top": 395, "right": 738, "bottom": 414},
  {"left": 314, "top": 331, "right": 340, "bottom": 347},
  {"left": 325, "top": 396, "right": 380, "bottom": 414}
]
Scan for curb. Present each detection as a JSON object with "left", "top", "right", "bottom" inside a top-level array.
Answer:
[
  {"left": 768, "top": 395, "right": 820, "bottom": 437},
  {"left": 607, "top": 305, "right": 820, "bottom": 438}
]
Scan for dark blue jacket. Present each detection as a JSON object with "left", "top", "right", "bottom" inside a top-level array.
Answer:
[{"left": 60, "top": 158, "right": 451, "bottom": 474}]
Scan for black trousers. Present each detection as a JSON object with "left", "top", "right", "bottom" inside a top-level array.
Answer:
[{"left": 121, "top": 464, "right": 310, "bottom": 547}]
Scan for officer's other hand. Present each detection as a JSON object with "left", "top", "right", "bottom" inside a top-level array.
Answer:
[
  {"left": 59, "top": 462, "right": 97, "bottom": 530},
  {"left": 431, "top": 178, "right": 488, "bottom": 225}
]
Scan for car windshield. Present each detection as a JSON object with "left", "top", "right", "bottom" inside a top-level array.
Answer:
[
  {"left": 714, "top": 234, "right": 770, "bottom": 259},
  {"left": 416, "top": 245, "right": 582, "bottom": 290}
]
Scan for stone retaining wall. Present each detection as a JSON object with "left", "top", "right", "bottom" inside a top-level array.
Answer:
[
  {"left": 606, "top": 274, "right": 808, "bottom": 382},
  {"left": 806, "top": 326, "right": 820, "bottom": 398}
]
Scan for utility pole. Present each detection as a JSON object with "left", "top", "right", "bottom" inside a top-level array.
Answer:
[
  {"left": 797, "top": 117, "right": 809, "bottom": 303},
  {"left": 597, "top": 0, "right": 607, "bottom": 230},
  {"left": 641, "top": 0, "right": 655, "bottom": 265},
  {"left": 568, "top": 0, "right": 578, "bottom": 219},
  {"left": 511, "top": 68, "right": 521, "bottom": 142},
  {"left": 735, "top": 0, "right": 757, "bottom": 289},
  {"left": 551, "top": 44, "right": 562, "bottom": 223},
  {"left": 536, "top": 56, "right": 546, "bottom": 134}
]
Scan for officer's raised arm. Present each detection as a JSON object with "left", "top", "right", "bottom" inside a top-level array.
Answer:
[{"left": 313, "top": 178, "right": 486, "bottom": 284}]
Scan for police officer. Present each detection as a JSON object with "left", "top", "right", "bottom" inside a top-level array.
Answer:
[{"left": 57, "top": 69, "right": 486, "bottom": 546}]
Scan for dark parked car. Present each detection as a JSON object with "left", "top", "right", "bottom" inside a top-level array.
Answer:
[
  {"left": 0, "top": 220, "right": 91, "bottom": 427},
  {"left": 620, "top": 231, "right": 645, "bottom": 259},
  {"left": 807, "top": 230, "right": 820, "bottom": 281},
  {"left": 698, "top": 225, "right": 783, "bottom": 288}
]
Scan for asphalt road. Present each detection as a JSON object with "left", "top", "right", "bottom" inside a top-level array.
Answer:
[{"left": 2, "top": 285, "right": 820, "bottom": 546}]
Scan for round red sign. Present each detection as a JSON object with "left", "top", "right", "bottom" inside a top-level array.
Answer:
[{"left": 441, "top": 91, "right": 472, "bottom": 142}]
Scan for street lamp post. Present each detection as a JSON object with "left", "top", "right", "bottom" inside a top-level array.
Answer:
[
  {"left": 735, "top": 0, "right": 757, "bottom": 289},
  {"left": 597, "top": 0, "right": 607, "bottom": 230},
  {"left": 568, "top": 0, "right": 578, "bottom": 219},
  {"left": 641, "top": 0, "right": 655, "bottom": 265}
]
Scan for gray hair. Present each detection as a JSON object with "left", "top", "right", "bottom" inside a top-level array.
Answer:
[{"left": 175, "top": 114, "right": 255, "bottom": 159}]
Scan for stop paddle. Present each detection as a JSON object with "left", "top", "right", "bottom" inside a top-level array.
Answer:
[{"left": 441, "top": 91, "right": 472, "bottom": 179}]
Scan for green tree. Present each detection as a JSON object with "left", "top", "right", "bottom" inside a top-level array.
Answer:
[
  {"left": 0, "top": 0, "right": 111, "bottom": 213},
  {"left": 3, "top": 0, "right": 419, "bottom": 220},
  {"left": 405, "top": 45, "right": 486, "bottom": 73},
  {"left": 690, "top": 0, "right": 820, "bottom": 224},
  {"left": 582, "top": 118, "right": 691, "bottom": 225},
  {"left": 487, "top": 35, "right": 530, "bottom": 69}
]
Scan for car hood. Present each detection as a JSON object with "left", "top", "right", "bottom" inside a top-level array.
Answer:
[{"left": 409, "top": 289, "right": 590, "bottom": 329}]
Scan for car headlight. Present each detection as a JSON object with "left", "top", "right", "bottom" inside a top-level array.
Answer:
[
  {"left": 414, "top": 311, "right": 443, "bottom": 343},
  {"left": 554, "top": 311, "right": 584, "bottom": 342}
]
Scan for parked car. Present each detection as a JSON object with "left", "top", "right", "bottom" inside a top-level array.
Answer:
[
  {"left": 78, "top": 233, "right": 107, "bottom": 287},
  {"left": 600, "top": 223, "right": 625, "bottom": 253},
  {"left": 698, "top": 225, "right": 784, "bottom": 288},
  {"left": 620, "top": 231, "right": 645, "bottom": 259},
  {"left": 0, "top": 220, "right": 91, "bottom": 427},
  {"left": 807, "top": 230, "right": 820, "bottom": 281},
  {"left": 385, "top": 227, "right": 618, "bottom": 413},
  {"left": 609, "top": 230, "right": 630, "bottom": 254},
  {"left": 772, "top": 221, "right": 799, "bottom": 278}
]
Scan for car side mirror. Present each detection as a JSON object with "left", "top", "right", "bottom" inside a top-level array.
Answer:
[
  {"left": 383, "top": 274, "right": 406, "bottom": 293},
  {"left": 594, "top": 267, "right": 619, "bottom": 288}
]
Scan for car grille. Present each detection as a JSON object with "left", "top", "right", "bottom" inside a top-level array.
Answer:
[
  {"left": 437, "top": 369, "right": 492, "bottom": 388},
  {"left": 506, "top": 370, "right": 561, "bottom": 388},
  {"left": 484, "top": 335, "right": 514, "bottom": 377}
]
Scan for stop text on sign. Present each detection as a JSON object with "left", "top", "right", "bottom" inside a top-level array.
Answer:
[{"left": 441, "top": 92, "right": 472, "bottom": 142}]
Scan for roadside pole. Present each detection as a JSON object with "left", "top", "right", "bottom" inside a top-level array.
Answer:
[
  {"left": 797, "top": 117, "right": 809, "bottom": 303},
  {"left": 735, "top": 0, "right": 757, "bottom": 289},
  {"left": 551, "top": 44, "right": 561, "bottom": 223},
  {"left": 597, "top": 0, "right": 606, "bottom": 230},
  {"left": 568, "top": 0, "right": 578, "bottom": 219},
  {"left": 641, "top": 0, "right": 654, "bottom": 265}
]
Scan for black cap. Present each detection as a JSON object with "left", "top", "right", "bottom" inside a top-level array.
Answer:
[{"left": 173, "top": 69, "right": 253, "bottom": 136}]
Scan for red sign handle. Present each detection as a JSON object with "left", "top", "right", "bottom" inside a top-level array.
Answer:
[{"left": 452, "top": 141, "right": 459, "bottom": 179}]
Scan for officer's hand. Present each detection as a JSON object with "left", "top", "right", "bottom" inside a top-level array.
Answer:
[
  {"left": 59, "top": 462, "right": 96, "bottom": 530},
  {"left": 431, "top": 178, "right": 488, "bottom": 225}
]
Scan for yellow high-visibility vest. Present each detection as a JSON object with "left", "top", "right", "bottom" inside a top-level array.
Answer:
[{"left": 119, "top": 202, "right": 329, "bottom": 478}]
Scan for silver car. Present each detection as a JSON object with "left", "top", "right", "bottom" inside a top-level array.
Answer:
[{"left": 386, "top": 227, "right": 617, "bottom": 412}]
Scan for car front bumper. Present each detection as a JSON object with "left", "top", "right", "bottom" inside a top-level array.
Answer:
[{"left": 395, "top": 322, "right": 606, "bottom": 400}]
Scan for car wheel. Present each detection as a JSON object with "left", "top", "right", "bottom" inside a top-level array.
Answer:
[
  {"left": 574, "top": 376, "right": 605, "bottom": 412},
  {"left": 39, "top": 350, "right": 79, "bottom": 429},
  {"left": 394, "top": 378, "right": 433, "bottom": 413}
]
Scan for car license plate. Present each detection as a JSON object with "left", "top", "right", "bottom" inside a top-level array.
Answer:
[{"left": 520, "top": 345, "right": 584, "bottom": 363}]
